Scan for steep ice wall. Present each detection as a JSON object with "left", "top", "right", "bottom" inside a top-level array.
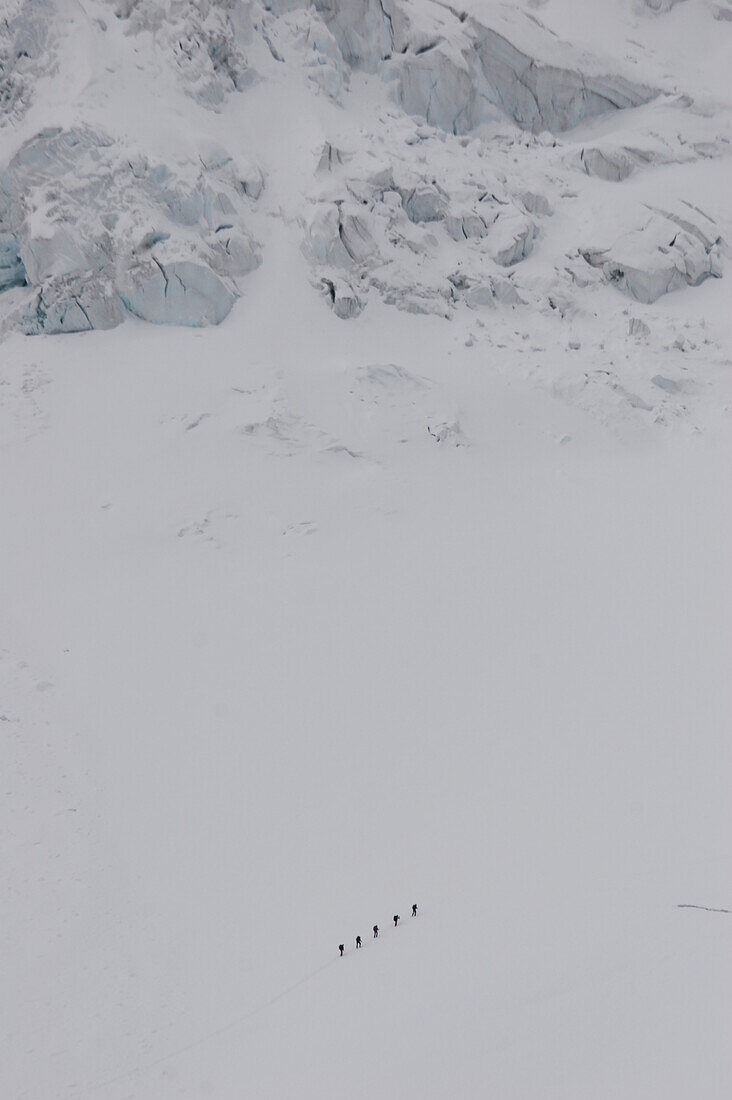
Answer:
[
  {"left": 262, "top": 0, "right": 653, "bottom": 133},
  {"left": 393, "top": 6, "right": 653, "bottom": 134},
  {"left": 471, "top": 25, "right": 650, "bottom": 132}
]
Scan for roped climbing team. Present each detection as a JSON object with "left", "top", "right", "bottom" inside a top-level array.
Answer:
[{"left": 339, "top": 904, "right": 418, "bottom": 956}]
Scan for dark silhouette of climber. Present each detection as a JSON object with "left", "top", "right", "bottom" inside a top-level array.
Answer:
[
  {"left": 356, "top": 935, "right": 362, "bottom": 949},
  {"left": 373, "top": 924, "right": 379, "bottom": 938},
  {"left": 339, "top": 944, "right": 345, "bottom": 956},
  {"left": 393, "top": 914, "right": 400, "bottom": 927},
  {"left": 412, "top": 903, "right": 418, "bottom": 917}
]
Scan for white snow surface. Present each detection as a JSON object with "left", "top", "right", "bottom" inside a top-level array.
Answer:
[{"left": 2, "top": 1, "right": 732, "bottom": 1097}]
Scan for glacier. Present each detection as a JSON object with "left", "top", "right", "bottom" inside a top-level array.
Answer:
[{"left": 2, "top": 3, "right": 732, "bottom": 1098}]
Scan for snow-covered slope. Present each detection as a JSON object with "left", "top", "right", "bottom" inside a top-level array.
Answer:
[{"left": 2, "top": 2, "right": 731, "bottom": 1098}]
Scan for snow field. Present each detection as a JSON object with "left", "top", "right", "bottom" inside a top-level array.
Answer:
[{"left": 2, "top": 281, "right": 731, "bottom": 1095}]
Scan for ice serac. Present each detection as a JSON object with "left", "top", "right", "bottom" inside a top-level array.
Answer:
[
  {"left": 265, "top": 0, "right": 652, "bottom": 133},
  {"left": 321, "top": 274, "right": 366, "bottom": 318},
  {"left": 21, "top": 277, "right": 125, "bottom": 335},
  {"left": 0, "top": 0, "right": 53, "bottom": 125},
  {"left": 313, "top": 0, "right": 394, "bottom": 69},
  {"left": 120, "top": 260, "right": 236, "bottom": 326},
  {"left": 488, "top": 212, "right": 536, "bottom": 267},
  {"left": 0, "top": 126, "right": 260, "bottom": 333},
  {"left": 580, "top": 146, "right": 641, "bottom": 182},
  {"left": 0, "top": 231, "right": 26, "bottom": 291},
  {"left": 473, "top": 28, "right": 650, "bottom": 133},
  {"left": 582, "top": 206, "right": 722, "bottom": 303},
  {"left": 299, "top": 121, "right": 558, "bottom": 319},
  {"left": 463, "top": 274, "right": 523, "bottom": 308},
  {"left": 445, "top": 211, "right": 492, "bottom": 241},
  {"left": 304, "top": 202, "right": 376, "bottom": 267},
  {"left": 397, "top": 41, "right": 476, "bottom": 133},
  {"left": 109, "top": 0, "right": 256, "bottom": 107},
  {"left": 392, "top": 3, "right": 653, "bottom": 134},
  {"left": 402, "top": 183, "right": 448, "bottom": 223}
]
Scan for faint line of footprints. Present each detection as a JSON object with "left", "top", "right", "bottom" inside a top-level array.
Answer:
[{"left": 339, "top": 904, "right": 418, "bottom": 956}]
